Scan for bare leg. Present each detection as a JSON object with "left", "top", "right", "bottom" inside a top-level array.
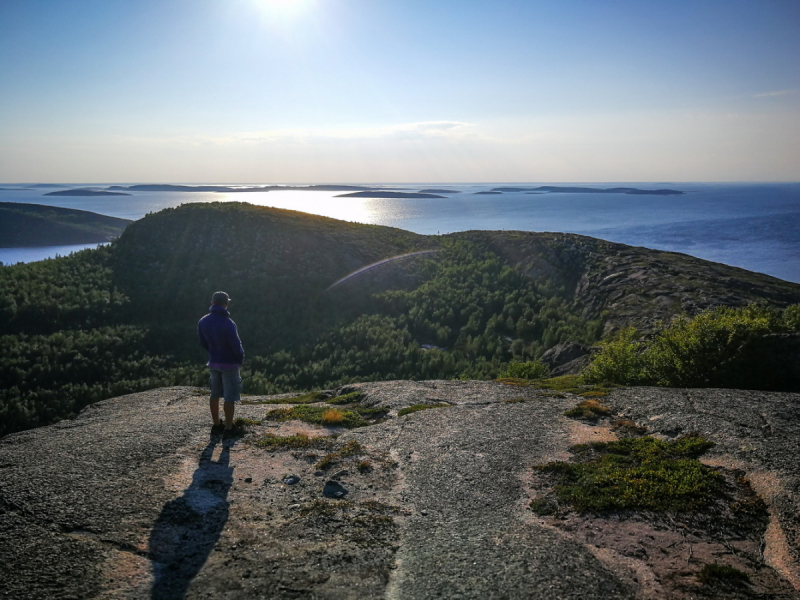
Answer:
[
  {"left": 210, "top": 397, "right": 221, "bottom": 425},
  {"left": 223, "top": 401, "right": 235, "bottom": 430}
]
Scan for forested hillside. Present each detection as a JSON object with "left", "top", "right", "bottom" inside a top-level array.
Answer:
[
  {"left": 2, "top": 201, "right": 800, "bottom": 437},
  {"left": 0, "top": 202, "right": 131, "bottom": 248}
]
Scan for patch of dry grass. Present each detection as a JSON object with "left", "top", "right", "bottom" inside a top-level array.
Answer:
[
  {"left": 316, "top": 440, "right": 364, "bottom": 470},
  {"left": 564, "top": 399, "right": 611, "bottom": 420},
  {"left": 322, "top": 408, "right": 345, "bottom": 424}
]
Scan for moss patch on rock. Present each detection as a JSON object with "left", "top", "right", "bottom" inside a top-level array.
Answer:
[
  {"left": 532, "top": 435, "right": 722, "bottom": 514},
  {"left": 498, "top": 374, "right": 618, "bottom": 397},
  {"left": 252, "top": 433, "right": 336, "bottom": 451},
  {"left": 264, "top": 404, "right": 387, "bottom": 428},
  {"left": 326, "top": 391, "right": 365, "bottom": 405},
  {"left": 243, "top": 391, "right": 326, "bottom": 405}
]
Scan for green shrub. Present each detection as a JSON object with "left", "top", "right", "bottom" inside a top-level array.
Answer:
[
  {"left": 784, "top": 303, "right": 800, "bottom": 330},
  {"left": 583, "top": 305, "right": 798, "bottom": 390},
  {"left": 641, "top": 305, "right": 779, "bottom": 388},
  {"left": 499, "top": 360, "right": 549, "bottom": 380},
  {"left": 582, "top": 327, "right": 644, "bottom": 385}
]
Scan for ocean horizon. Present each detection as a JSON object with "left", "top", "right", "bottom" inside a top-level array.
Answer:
[{"left": 2, "top": 181, "right": 799, "bottom": 284}]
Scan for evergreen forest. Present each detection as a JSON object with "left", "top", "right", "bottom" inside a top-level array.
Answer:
[
  {"left": 3, "top": 201, "right": 799, "bottom": 438},
  {"left": 0, "top": 203, "right": 604, "bottom": 436}
]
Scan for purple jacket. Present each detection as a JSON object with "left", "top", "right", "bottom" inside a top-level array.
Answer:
[{"left": 197, "top": 305, "right": 245, "bottom": 366}]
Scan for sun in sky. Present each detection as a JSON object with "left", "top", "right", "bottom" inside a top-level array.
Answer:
[{"left": 254, "top": 0, "right": 312, "bottom": 21}]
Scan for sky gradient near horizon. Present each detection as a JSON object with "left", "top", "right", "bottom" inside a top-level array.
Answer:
[{"left": 1, "top": 0, "right": 799, "bottom": 183}]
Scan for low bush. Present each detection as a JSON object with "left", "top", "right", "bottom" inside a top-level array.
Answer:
[
  {"left": 581, "top": 327, "right": 644, "bottom": 385},
  {"left": 583, "top": 304, "right": 800, "bottom": 390},
  {"left": 783, "top": 304, "right": 800, "bottom": 330},
  {"left": 499, "top": 360, "right": 549, "bottom": 380}
]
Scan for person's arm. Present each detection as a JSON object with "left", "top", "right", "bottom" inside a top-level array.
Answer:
[
  {"left": 229, "top": 321, "right": 245, "bottom": 365},
  {"left": 198, "top": 320, "right": 209, "bottom": 351}
]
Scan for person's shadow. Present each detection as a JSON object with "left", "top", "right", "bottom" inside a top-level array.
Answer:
[{"left": 148, "top": 436, "right": 235, "bottom": 599}]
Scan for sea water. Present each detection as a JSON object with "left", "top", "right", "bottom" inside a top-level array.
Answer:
[{"left": 1, "top": 182, "right": 799, "bottom": 283}]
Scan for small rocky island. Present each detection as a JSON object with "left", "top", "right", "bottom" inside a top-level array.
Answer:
[
  {"left": 491, "top": 186, "right": 685, "bottom": 195},
  {"left": 335, "top": 191, "right": 445, "bottom": 199},
  {"left": 418, "top": 188, "right": 461, "bottom": 194},
  {"left": 45, "top": 189, "right": 131, "bottom": 197}
]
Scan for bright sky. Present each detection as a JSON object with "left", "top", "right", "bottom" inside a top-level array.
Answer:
[{"left": 1, "top": 0, "right": 798, "bottom": 183}]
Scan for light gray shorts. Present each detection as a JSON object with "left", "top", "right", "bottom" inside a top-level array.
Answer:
[{"left": 209, "top": 368, "right": 242, "bottom": 403}]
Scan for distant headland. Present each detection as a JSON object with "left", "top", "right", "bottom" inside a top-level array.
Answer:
[{"left": 0, "top": 202, "right": 131, "bottom": 247}]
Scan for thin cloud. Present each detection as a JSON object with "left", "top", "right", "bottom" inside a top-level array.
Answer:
[
  {"left": 190, "top": 121, "right": 478, "bottom": 146},
  {"left": 754, "top": 90, "right": 796, "bottom": 98}
]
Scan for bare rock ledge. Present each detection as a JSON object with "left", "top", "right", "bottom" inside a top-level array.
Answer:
[{"left": 1, "top": 381, "right": 799, "bottom": 599}]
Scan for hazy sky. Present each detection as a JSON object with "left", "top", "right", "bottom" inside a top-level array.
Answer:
[{"left": 1, "top": 0, "right": 798, "bottom": 183}]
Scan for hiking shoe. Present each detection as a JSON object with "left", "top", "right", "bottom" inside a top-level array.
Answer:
[{"left": 211, "top": 423, "right": 225, "bottom": 434}]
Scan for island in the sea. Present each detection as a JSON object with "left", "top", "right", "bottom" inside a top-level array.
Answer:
[
  {"left": 45, "top": 189, "right": 131, "bottom": 197},
  {"left": 475, "top": 191, "right": 502, "bottom": 195},
  {"left": 335, "top": 191, "right": 445, "bottom": 199},
  {"left": 418, "top": 188, "right": 461, "bottom": 194},
  {"left": 491, "top": 186, "right": 685, "bottom": 195},
  {"left": 0, "top": 202, "right": 132, "bottom": 247}
]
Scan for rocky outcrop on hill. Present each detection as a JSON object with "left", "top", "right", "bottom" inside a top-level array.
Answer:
[
  {"left": 540, "top": 341, "right": 597, "bottom": 376},
  {"left": 467, "top": 230, "right": 800, "bottom": 333},
  {"left": 2, "top": 381, "right": 798, "bottom": 599}
]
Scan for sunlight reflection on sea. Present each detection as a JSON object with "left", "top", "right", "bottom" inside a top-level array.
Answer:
[{"left": 1, "top": 183, "right": 799, "bottom": 283}]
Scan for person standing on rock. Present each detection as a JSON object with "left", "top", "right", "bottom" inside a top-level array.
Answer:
[{"left": 198, "top": 291, "right": 244, "bottom": 434}]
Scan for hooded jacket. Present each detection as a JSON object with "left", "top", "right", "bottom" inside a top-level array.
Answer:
[{"left": 197, "top": 305, "right": 245, "bottom": 366}]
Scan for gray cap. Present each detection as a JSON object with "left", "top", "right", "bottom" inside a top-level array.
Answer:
[{"left": 211, "top": 291, "right": 231, "bottom": 305}]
